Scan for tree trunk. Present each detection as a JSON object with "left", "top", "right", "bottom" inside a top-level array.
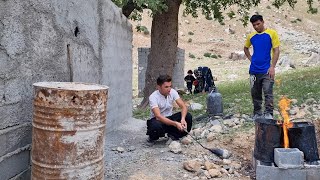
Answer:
[{"left": 140, "top": 0, "right": 182, "bottom": 108}]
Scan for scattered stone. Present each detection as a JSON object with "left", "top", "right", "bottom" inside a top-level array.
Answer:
[
  {"left": 181, "top": 136, "right": 192, "bottom": 145},
  {"left": 230, "top": 162, "right": 241, "bottom": 170},
  {"left": 204, "top": 161, "right": 216, "bottom": 170},
  {"left": 220, "top": 168, "right": 229, "bottom": 174},
  {"left": 169, "top": 141, "right": 182, "bottom": 154},
  {"left": 209, "top": 124, "right": 223, "bottom": 133},
  {"left": 116, "top": 146, "right": 125, "bottom": 153},
  {"left": 192, "top": 128, "right": 202, "bottom": 139},
  {"left": 203, "top": 170, "right": 211, "bottom": 178},
  {"left": 228, "top": 51, "right": 246, "bottom": 61},
  {"left": 208, "top": 169, "right": 222, "bottom": 178},
  {"left": 183, "top": 160, "right": 202, "bottom": 172},
  {"left": 206, "top": 132, "right": 215, "bottom": 142},
  {"left": 222, "top": 159, "right": 232, "bottom": 165},
  {"left": 291, "top": 99, "right": 298, "bottom": 104},
  {"left": 306, "top": 98, "right": 316, "bottom": 104},
  {"left": 128, "top": 146, "right": 136, "bottom": 152},
  {"left": 210, "top": 119, "right": 221, "bottom": 126},
  {"left": 189, "top": 103, "right": 203, "bottom": 111}
]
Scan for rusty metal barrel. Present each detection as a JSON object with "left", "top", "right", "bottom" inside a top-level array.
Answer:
[{"left": 31, "top": 82, "right": 108, "bottom": 179}]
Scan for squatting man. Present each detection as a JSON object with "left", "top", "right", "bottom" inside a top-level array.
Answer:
[{"left": 146, "top": 74, "right": 192, "bottom": 142}]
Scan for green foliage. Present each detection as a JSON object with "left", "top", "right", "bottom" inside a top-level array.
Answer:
[
  {"left": 227, "top": 11, "right": 236, "bottom": 19},
  {"left": 188, "top": 38, "right": 193, "bottom": 43},
  {"left": 203, "top": 53, "right": 218, "bottom": 58},
  {"left": 308, "top": 7, "right": 318, "bottom": 14},
  {"left": 136, "top": 25, "right": 149, "bottom": 34},
  {"left": 203, "top": 52, "right": 212, "bottom": 57},
  {"left": 189, "top": 53, "right": 196, "bottom": 58},
  {"left": 113, "top": 0, "right": 317, "bottom": 26},
  {"left": 218, "top": 55, "right": 222, "bottom": 58},
  {"left": 211, "top": 54, "right": 218, "bottom": 59},
  {"left": 133, "top": 107, "right": 150, "bottom": 120},
  {"left": 266, "top": 5, "right": 272, "bottom": 9},
  {"left": 188, "top": 31, "right": 194, "bottom": 35}
]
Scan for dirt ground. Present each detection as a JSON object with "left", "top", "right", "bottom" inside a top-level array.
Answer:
[{"left": 105, "top": 1, "right": 320, "bottom": 180}]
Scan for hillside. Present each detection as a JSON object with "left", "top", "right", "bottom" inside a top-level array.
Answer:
[{"left": 130, "top": 1, "right": 320, "bottom": 97}]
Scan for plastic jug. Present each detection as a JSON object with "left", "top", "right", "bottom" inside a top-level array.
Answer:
[{"left": 206, "top": 87, "right": 223, "bottom": 116}]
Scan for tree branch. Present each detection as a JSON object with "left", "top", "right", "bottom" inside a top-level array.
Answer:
[{"left": 122, "top": 0, "right": 136, "bottom": 18}]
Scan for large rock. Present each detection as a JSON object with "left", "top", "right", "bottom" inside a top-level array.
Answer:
[{"left": 169, "top": 141, "right": 182, "bottom": 154}]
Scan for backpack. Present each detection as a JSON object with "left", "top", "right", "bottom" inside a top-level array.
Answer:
[{"left": 193, "top": 66, "right": 215, "bottom": 93}]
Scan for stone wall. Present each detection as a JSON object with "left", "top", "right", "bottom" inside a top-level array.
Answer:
[
  {"left": 137, "top": 47, "right": 185, "bottom": 97},
  {"left": 0, "top": 0, "right": 132, "bottom": 178}
]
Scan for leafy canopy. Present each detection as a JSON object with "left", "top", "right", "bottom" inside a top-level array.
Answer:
[{"left": 112, "top": 0, "right": 317, "bottom": 25}]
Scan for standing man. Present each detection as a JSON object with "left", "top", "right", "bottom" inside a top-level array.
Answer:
[
  {"left": 146, "top": 74, "right": 192, "bottom": 142},
  {"left": 244, "top": 15, "right": 280, "bottom": 120}
]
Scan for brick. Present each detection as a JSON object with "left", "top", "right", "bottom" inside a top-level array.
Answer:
[
  {"left": 274, "top": 148, "right": 304, "bottom": 169},
  {"left": 0, "top": 123, "right": 32, "bottom": 157},
  {"left": 305, "top": 163, "right": 320, "bottom": 180},
  {"left": 256, "top": 160, "right": 307, "bottom": 180},
  {"left": 0, "top": 148, "right": 30, "bottom": 180}
]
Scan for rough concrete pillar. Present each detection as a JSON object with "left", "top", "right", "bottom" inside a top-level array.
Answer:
[
  {"left": 31, "top": 82, "right": 108, "bottom": 179},
  {"left": 137, "top": 47, "right": 185, "bottom": 97}
]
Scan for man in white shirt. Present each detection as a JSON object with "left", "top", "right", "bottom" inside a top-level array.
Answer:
[{"left": 147, "top": 75, "right": 192, "bottom": 141}]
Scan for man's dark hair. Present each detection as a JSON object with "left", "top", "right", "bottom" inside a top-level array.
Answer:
[
  {"left": 250, "top": 15, "right": 263, "bottom": 23},
  {"left": 187, "top": 70, "right": 193, "bottom": 74},
  {"left": 157, "top": 74, "right": 172, "bottom": 85}
]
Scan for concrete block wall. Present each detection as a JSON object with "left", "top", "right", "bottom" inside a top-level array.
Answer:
[
  {"left": 137, "top": 47, "right": 185, "bottom": 97},
  {"left": 0, "top": 0, "right": 132, "bottom": 179}
]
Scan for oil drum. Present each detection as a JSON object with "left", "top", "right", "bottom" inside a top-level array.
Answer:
[
  {"left": 254, "top": 118, "right": 282, "bottom": 163},
  {"left": 31, "top": 82, "right": 108, "bottom": 179}
]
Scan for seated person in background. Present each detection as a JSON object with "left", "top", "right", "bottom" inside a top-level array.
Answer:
[
  {"left": 184, "top": 70, "right": 196, "bottom": 94},
  {"left": 146, "top": 74, "right": 193, "bottom": 141}
]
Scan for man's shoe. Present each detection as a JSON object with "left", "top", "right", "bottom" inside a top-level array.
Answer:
[
  {"left": 167, "top": 134, "right": 180, "bottom": 141},
  {"left": 264, "top": 113, "right": 273, "bottom": 120},
  {"left": 252, "top": 113, "right": 263, "bottom": 120},
  {"left": 144, "top": 137, "right": 155, "bottom": 147}
]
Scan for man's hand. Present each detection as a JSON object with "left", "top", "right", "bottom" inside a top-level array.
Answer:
[
  {"left": 175, "top": 122, "right": 184, "bottom": 131},
  {"left": 268, "top": 66, "right": 276, "bottom": 79},
  {"left": 181, "top": 118, "right": 187, "bottom": 130}
]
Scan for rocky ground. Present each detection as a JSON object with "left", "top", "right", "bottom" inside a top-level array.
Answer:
[
  {"left": 104, "top": 98, "right": 320, "bottom": 180},
  {"left": 104, "top": 1, "right": 320, "bottom": 179}
]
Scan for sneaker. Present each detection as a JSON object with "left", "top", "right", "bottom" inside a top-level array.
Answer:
[
  {"left": 145, "top": 137, "right": 156, "bottom": 146},
  {"left": 264, "top": 113, "right": 273, "bottom": 120},
  {"left": 252, "top": 113, "right": 263, "bottom": 120},
  {"left": 167, "top": 134, "right": 180, "bottom": 141}
]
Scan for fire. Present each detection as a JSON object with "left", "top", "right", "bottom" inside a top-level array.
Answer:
[{"left": 278, "top": 96, "right": 293, "bottom": 148}]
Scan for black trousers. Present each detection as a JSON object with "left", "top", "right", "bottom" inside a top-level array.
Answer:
[
  {"left": 250, "top": 74, "right": 274, "bottom": 115},
  {"left": 146, "top": 112, "right": 192, "bottom": 140}
]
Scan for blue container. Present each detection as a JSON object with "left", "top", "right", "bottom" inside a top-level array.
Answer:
[{"left": 206, "top": 88, "right": 223, "bottom": 116}]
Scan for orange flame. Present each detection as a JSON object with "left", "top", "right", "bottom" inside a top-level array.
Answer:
[{"left": 278, "top": 96, "right": 293, "bottom": 148}]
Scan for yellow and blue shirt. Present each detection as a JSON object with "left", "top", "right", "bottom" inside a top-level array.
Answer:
[{"left": 244, "top": 29, "right": 280, "bottom": 74}]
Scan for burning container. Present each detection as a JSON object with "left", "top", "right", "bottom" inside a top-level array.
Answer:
[
  {"left": 31, "top": 82, "right": 108, "bottom": 179},
  {"left": 288, "top": 122, "right": 319, "bottom": 163},
  {"left": 254, "top": 118, "right": 282, "bottom": 164}
]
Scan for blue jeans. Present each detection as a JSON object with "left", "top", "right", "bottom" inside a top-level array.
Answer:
[{"left": 250, "top": 74, "right": 274, "bottom": 115}]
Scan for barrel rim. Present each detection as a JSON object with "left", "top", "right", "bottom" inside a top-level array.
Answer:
[{"left": 33, "top": 82, "right": 109, "bottom": 91}]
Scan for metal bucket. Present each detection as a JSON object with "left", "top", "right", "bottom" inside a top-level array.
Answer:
[
  {"left": 31, "top": 82, "right": 108, "bottom": 179},
  {"left": 254, "top": 118, "right": 282, "bottom": 163},
  {"left": 288, "top": 122, "right": 319, "bottom": 163}
]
